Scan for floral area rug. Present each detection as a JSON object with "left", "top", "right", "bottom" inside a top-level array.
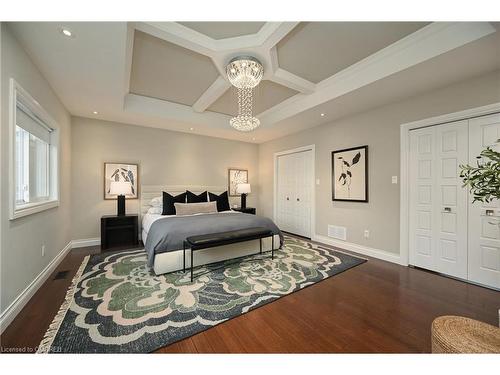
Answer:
[{"left": 38, "top": 235, "right": 366, "bottom": 353}]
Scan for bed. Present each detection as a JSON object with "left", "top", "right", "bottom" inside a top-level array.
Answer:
[{"left": 140, "top": 185, "right": 283, "bottom": 275}]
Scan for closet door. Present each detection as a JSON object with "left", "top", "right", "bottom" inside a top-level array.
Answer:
[
  {"left": 468, "top": 113, "right": 500, "bottom": 289},
  {"left": 276, "top": 150, "right": 312, "bottom": 238},
  {"left": 276, "top": 153, "right": 294, "bottom": 233},
  {"left": 409, "top": 120, "right": 468, "bottom": 278},
  {"left": 434, "top": 121, "right": 468, "bottom": 279},
  {"left": 409, "top": 127, "right": 436, "bottom": 271},
  {"left": 293, "top": 151, "right": 312, "bottom": 238}
]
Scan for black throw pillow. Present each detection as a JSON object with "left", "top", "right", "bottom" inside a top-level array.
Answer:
[
  {"left": 162, "top": 191, "right": 187, "bottom": 215},
  {"left": 186, "top": 190, "right": 208, "bottom": 203},
  {"left": 208, "top": 191, "right": 230, "bottom": 212}
]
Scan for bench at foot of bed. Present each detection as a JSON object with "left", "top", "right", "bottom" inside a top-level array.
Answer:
[{"left": 184, "top": 227, "right": 275, "bottom": 282}]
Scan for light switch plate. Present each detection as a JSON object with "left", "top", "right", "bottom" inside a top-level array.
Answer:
[
  {"left": 392, "top": 176, "right": 398, "bottom": 184},
  {"left": 316, "top": 179, "right": 320, "bottom": 185}
]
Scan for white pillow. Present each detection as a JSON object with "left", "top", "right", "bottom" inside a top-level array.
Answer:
[
  {"left": 147, "top": 206, "right": 162, "bottom": 215},
  {"left": 150, "top": 196, "right": 162, "bottom": 207}
]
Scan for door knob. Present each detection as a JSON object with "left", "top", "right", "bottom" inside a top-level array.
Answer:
[
  {"left": 286, "top": 197, "right": 289, "bottom": 201},
  {"left": 443, "top": 207, "right": 451, "bottom": 213},
  {"left": 297, "top": 198, "right": 300, "bottom": 201}
]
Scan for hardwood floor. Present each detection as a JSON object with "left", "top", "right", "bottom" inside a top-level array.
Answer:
[{"left": 1, "top": 241, "right": 498, "bottom": 353}]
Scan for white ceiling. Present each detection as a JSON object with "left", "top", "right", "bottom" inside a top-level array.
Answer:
[{"left": 7, "top": 21, "right": 500, "bottom": 143}]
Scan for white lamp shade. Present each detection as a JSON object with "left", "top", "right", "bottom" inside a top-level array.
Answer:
[
  {"left": 236, "top": 183, "right": 251, "bottom": 194},
  {"left": 109, "top": 181, "right": 133, "bottom": 196}
]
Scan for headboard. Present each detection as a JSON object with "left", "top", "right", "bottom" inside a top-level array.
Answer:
[{"left": 139, "top": 185, "right": 227, "bottom": 233}]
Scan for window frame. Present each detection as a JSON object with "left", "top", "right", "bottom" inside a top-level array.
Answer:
[{"left": 9, "top": 79, "right": 60, "bottom": 220}]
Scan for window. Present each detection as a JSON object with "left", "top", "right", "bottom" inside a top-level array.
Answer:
[{"left": 10, "top": 79, "right": 59, "bottom": 219}]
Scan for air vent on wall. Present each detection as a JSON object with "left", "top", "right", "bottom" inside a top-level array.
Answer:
[{"left": 328, "top": 225, "right": 347, "bottom": 241}]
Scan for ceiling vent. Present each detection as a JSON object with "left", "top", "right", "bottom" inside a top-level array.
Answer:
[{"left": 328, "top": 225, "right": 347, "bottom": 241}]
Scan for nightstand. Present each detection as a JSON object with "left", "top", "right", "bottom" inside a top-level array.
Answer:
[
  {"left": 101, "top": 214, "right": 139, "bottom": 251},
  {"left": 232, "top": 207, "right": 256, "bottom": 215}
]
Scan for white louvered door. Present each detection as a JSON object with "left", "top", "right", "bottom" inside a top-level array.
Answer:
[
  {"left": 276, "top": 150, "right": 312, "bottom": 238},
  {"left": 468, "top": 114, "right": 500, "bottom": 289},
  {"left": 409, "top": 120, "right": 468, "bottom": 279}
]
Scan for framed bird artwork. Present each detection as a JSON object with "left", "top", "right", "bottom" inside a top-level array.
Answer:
[{"left": 104, "top": 162, "right": 139, "bottom": 200}]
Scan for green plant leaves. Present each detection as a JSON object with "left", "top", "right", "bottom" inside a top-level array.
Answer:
[{"left": 460, "top": 147, "right": 500, "bottom": 203}]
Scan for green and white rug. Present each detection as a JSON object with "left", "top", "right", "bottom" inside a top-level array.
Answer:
[{"left": 38, "top": 235, "right": 365, "bottom": 353}]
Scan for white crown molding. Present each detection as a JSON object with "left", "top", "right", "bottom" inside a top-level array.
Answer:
[
  {"left": 270, "top": 68, "right": 316, "bottom": 94},
  {"left": 123, "top": 22, "right": 136, "bottom": 102},
  {"left": 124, "top": 93, "right": 231, "bottom": 127},
  {"left": 259, "top": 22, "right": 496, "bottom": 125},
  {"left": 192, "top": 76, "right": 231, "bottom": 113},
  {"left": 135, "top": 22, "right": 216, "bottom": 56},
  {"left": 258, "top": 22, "right": 299, "bottom": 50}
]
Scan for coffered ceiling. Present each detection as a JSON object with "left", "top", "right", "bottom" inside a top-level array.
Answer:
[
  {"left": 130, "top": 30, "right": 219, "bottom": 106},
  {"left": 178, "top": 22, "right": 265, "bottom": 39},
  {"left": 276, "top": 22, "right": 429, "bottom": 83},
  {"left": 8, "top": 21, "right": 500, "bottom": 143}
]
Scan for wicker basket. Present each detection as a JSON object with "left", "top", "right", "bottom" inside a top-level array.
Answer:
[{"left": 431, "top": 315, "right": 500, "bottom": 353}]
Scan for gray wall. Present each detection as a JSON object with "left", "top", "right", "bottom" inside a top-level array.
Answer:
[
  {"left": 259, "top": 70, "right": 500, "bottom": 255},
  {"left": 0, "top": 24, "right": 72, "bottom": 315},
  {"left": 71, "top": 117, "right": 259, "bottom": 240}
]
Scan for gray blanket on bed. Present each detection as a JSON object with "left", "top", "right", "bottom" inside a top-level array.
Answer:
[{"left": 144, "top": 212, "right": 283, "bottom": 267}]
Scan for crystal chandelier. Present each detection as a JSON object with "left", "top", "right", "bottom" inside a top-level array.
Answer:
[{"left": 226, "top": 56, "right": 263, "bottom": 132}]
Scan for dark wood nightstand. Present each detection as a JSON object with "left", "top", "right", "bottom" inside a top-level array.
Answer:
[
  {"left": 232, "top": 207, "right": 256, "bottom": 215},
  {"left": 101, "top": 214, "right": 139, "bottom": 251}
]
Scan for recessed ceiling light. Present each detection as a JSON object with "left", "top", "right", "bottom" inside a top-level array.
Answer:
[
  {"left": 320, "top": 113, "right": 325, "bottom": 117},
  {"left": 93, "top": 111, "right": 98, "bottom": 115},
  {"left": 252, "top": 137, "right": 256, "bottom": 141},
  {"left": 189, "top": 127, "right": 194, "bottom": 131},
  {"left": 59, "top": 27, "right": 74, "bottom": 38}
]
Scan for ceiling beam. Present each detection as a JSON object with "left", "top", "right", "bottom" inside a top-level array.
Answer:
[
  {"left": 259, "top": 22, "right": 497, "bottom": 125},
  {"left": 135, "top": 22, "right": 215, "bottom": 57},
  {"left": 124, "top": 93, "right": 231, "bottom": 128},
  {"left": 270, "top": 68, "right": 316, "bottom": 94},
  {"left": 122, "top": 23, "right": 135, "bottom": 104},
  {"left": 192, "top": 76, "right": 231, "bottom": 113},
  {"left": 258, "top": 22, "right": 299, "bottom": 49}
]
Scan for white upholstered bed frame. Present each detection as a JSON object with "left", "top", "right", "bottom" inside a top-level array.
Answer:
[{"left": 140, "top": 185, "right": 280, "bottom": 275}]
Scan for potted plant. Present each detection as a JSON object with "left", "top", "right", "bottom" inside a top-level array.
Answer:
[{"left": 460, "top": 147, "right": 500, "bottom": 224}]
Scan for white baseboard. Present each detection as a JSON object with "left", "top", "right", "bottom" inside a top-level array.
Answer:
[
  {"left": 0, "top": 241, "right": 72, "bottom": 334},
  {"left": 313, "top": 234, "right": 406, "bottom": 266},
  {"left": 71, "top": 237, "right": 100, "bottom": 248}
]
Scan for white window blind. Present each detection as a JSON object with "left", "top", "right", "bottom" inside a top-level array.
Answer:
[
  {"left": 16, "top": 103, "right": 52, "bottom": 142},
  {"left": 15, "top": 103, "right": 53, "bottom": 206}
]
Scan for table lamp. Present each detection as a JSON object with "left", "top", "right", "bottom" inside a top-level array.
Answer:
[
  {"left": 109, "top": 181, "right": 132, "bottom": 216},
  {"left": 235, "top": 183, "right": 251, "bottom": 209}
]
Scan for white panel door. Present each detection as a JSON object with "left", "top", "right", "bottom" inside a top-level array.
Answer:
[
  {"left": 276, "top": 153, "right": 294, "bottom": 233},
  {"left": 409, "top": 121, "right": 468, "bottom": 278},
  {"left": 468, "top": 113, "right": 500, "bottom": 289},
  {"left": 410, "top": 127, "right": 436, "bottom": 271},
  {"left": 294, "top": 151, "right": 312, "bottom": 238},
  {"left": 434, "top": 121, "right": 468, "bottom": 279},
  {"left": 276, "top": 150, "right": 312, "bottom": 238}
]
